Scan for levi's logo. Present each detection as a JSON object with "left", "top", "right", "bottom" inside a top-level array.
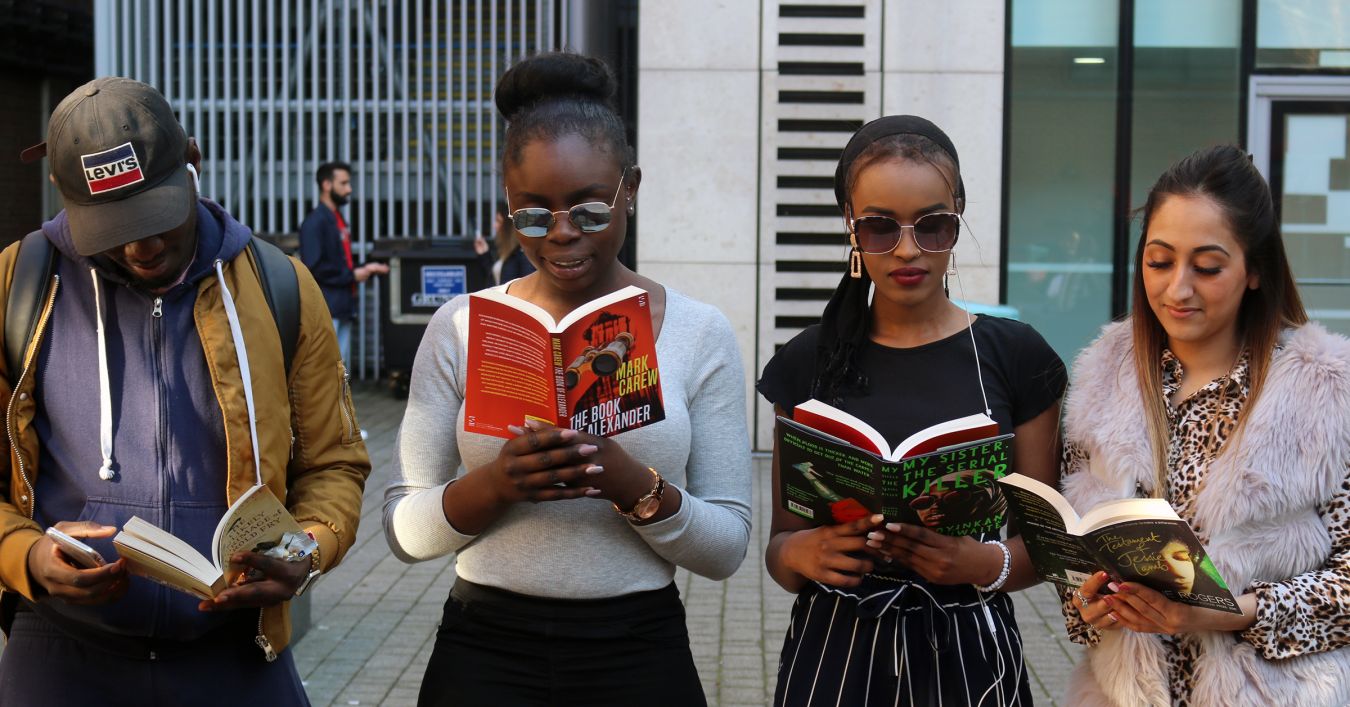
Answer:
[{"left": 81, "top": 142, "right": 145, "bottom": 195}]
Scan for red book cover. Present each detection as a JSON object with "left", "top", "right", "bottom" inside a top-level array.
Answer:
[{"left": 464, "top": 285, "right": 665, "bottom": 439}]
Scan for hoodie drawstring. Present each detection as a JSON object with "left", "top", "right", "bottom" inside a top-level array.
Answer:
[
  {"left": 89, "top": 264, "right": 264, "bottom": 491},
  {"left": 91, "top": 269, "right": 116, "bottom": 481},
  {"left": 214, "top": 260, "right": 265, "bottom": 488}
]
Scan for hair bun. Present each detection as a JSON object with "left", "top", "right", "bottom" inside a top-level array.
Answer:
[{"left": 495, "top": 51, "right": 617, "bottom": 121}]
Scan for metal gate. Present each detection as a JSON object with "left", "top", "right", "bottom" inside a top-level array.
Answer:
[{"left": 93, "top": 0, "right": 568, "bottom": 377}]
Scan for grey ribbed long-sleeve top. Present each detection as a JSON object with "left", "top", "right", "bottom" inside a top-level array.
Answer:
[{"left": 382, "top": 285, "right": 753, "bottom": 598}]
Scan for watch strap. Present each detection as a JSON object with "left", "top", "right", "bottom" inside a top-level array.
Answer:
[{"left": 613, "top": 468, "right": 665, "bottom": 521}]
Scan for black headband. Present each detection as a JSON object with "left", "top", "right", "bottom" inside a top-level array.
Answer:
[{"left": 833, "top": 114, "right": 965, "bottom": 210}]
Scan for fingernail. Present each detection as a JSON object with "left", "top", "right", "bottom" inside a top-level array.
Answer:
[
  {"left": 865, "top": 539, "right": 881, "bottom": 548},
  {"left": 867, "top": 531, "right": 884, "bottom": 541},
  {"left": 870, "top": 514, "right": 884, "bottom": 524},
  {"left": 1097, "top": 571, "right": 1109, "bottom": 580},
  {"left": 1103, "top": 595, "right": 1114, "bottom": 606},
  {"left": 885, "top": 523, "right": 902, "bottom": 532},
  {"left": 585, "top": 488, "right": 602, "bottom": 497},
  {"left": 1117, "top": 583, "right": 1131, "bottom": 593},
  {"left": 1108, "top": 582, "right": 1120, "bottom": 592},
  {"left": 507, "top": 425, "right": 526, "bottom": 435},
  {"left": 578, "top": 444, "right": 598, "bottom": 455},
  {"left": 559, "top": 429, "right": 578, "bottom": 440},
  {"left": 524, "top": 419, "right": 546, "bottom": 430},
  {"left": 585, "top": 465, "right": 605, "bottom": 475}
]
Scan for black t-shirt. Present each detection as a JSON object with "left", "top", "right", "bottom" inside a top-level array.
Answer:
[{"left": 758, "top": 315, "right": 1067, "bottom": 446}]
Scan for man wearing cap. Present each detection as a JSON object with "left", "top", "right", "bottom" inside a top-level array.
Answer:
[
  {"left": 0, "top": 77, "right": 370, "bottom": 705},
  {"left": 298, "top": 161, "right": 388, "bottom": 367}
]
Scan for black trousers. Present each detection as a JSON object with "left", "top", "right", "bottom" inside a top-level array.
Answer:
[
  {"left": 0, "top": 606, "right": 309, "bottom": 707},
  {"left": 418, "top": 579, "right": 706, "bottom": 707}
]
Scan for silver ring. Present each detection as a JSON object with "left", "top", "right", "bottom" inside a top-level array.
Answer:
[{"left": 1075, "top": 589, "right": 1090, "bottom": 608}]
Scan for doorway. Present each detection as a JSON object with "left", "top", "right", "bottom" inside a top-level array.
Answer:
[{"left": 1249, "top": 75, "right": 1350, "bottom": 337}]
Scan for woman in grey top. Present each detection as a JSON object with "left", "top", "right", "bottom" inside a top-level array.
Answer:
[{"left": 382, "top": 52, "right": 752, "bottom": 707}]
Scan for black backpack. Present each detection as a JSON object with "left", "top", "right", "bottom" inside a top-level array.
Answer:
[{"left": 3, "top": 230, "right": 300, "bottom": 379}]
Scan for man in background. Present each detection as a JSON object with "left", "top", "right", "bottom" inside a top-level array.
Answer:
[{"left": 298, "top": 162, "right": 388, "bottom": 366}]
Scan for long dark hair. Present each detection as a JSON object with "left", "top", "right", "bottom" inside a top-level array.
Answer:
[
  {"left": 812, "top": 132, "right": 964, "bottom": 406},
  {"left": 495, "top": 51, "right": 634, "bottom": 172},
  {"left": 1131, "top": 144, "right": 1307, "bottom": 492}
]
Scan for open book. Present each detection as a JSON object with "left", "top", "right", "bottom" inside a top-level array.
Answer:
[
  {"left": 113, "top": 485, "right": 304, "bottom": 600},
  {"left": 792, "top": 398, "right": 999, "bottom": 461},
  {"left": 465, "top": 285, "right": 665, "bottom": 439},
  {"left": 777, "top": 400, "right": 1011, "bottom": 538},
  {"left": 997, "top": 473, "right": 1240, "bottom": 614}
]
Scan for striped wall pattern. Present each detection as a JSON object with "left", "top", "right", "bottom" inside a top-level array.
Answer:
[{"left": 755, "top": 0, "right": 884, "bottom": 449}]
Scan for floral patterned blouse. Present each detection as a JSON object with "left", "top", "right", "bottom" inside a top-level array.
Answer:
[{"left": 1060, "top": 349, "right": 1350, "bottom": 706}]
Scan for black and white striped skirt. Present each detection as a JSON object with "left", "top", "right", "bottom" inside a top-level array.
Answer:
[{"left": 774, "top": 577, "right": 1032, "bottom": 707}]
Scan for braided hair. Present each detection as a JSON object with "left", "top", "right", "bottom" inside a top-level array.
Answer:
[{"left": 812, "top": 119, "right": 965, "bottom": 406}]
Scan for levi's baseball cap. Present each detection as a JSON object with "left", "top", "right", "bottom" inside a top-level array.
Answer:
[{"left": 23, "top": 77, "right": 193, "bottom": 257}]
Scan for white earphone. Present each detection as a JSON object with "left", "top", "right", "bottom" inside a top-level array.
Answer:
[{"left": 186, "top": 163, "right": 200, "bottom": 193}]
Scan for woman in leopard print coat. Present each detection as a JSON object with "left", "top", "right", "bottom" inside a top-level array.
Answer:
[{"left": 1058, "top": 145, "right": 1350, "bottom": 706}]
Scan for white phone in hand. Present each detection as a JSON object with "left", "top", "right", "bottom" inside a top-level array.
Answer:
[{"left": 45, "top": 527, "right": 106, "bottom": 569}]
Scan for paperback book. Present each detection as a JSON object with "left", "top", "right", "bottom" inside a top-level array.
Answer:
[
  {"left": 997, "top": 473, "right": 1240, "bottom": 614},
  {"left": 776, "top": 399, "right": 1011, "bottom": 538},
  {"left": 464, "top": 285, "right": 664, "bottom": 439},
  {"left": 113, "top": 485, "right": 305, "bottom": 600}
]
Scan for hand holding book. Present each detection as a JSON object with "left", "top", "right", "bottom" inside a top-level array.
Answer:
[
  {"left": 1071, "top": 569, "right": 1256, "bottom": 635},
  {"left": 198, "top": 549, "right": 315, "bottom": 612}
]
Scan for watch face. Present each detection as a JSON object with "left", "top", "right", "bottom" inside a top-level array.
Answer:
[{"left": 634, "top": 496, "right": 661, "bottom": 520}]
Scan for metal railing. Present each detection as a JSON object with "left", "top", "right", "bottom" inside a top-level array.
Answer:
[{"left": 93, "top": 0, "right": 567, "bottom": 378}]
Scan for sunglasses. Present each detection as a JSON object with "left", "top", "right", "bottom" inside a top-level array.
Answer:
[
  {"left": 850, "top": 212, "right": 960, "bottom": 254},
  {"left": 506, "top": 169, "right": 627, "bottom": 237},
  {"left": 909, "top": 493, "right": 958, "bottom": 511}
]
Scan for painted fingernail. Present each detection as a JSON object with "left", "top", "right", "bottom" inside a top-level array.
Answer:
[
  {"left": 578, "top": 444, "right": 599, "bottom": 455},
  {"left": 584, "top": 488, "right": 603, "bottom": 497},
  {"left": 507, "top": 425, "right": 526, "bottom": 435},
  {"left": 1108, "top": 582, "right": 1121, "bottom": 592},
  {"left": 870, "top": 514, "right": 885, "bottom": 524},
  {"left": 885, "top": 523, "right": 902, "bottom": 532},
  {"left": 585, "top": 465, "right": 605, "bottom": 475},
  {"left": 524, "top": 419, "right": 546, "bottom": 430},
  {"left": 865, "top": 539, "right": 881, "bottom": 548},
  {"left": 867, "top": 531, "right": 885, "bottom": 541},
  {"left": 559, "top": 429, "right": 578, "bottom": 440},
  {"left": 1103, "top": 595, "right": 1114, "bottom": 606}
]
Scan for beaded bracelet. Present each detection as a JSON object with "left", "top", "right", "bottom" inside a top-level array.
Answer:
[{"left": 974, "top": 539, "right": 1011, "bottom": 593}]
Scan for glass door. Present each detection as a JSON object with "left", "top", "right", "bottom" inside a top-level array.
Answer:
[{"left": 1268, "top": 100, "right": 1350, "bottom": 337}]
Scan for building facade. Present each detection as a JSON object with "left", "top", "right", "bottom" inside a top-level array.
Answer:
[{"left": 72, "top": 1, "right": 1350, "bottom": 449}]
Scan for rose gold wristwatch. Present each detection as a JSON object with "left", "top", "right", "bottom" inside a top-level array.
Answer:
[{"left": 614, "top": 468, "right": 665, "bottom": 522}]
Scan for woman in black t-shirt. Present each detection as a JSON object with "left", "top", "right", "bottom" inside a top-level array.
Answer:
[{"left": 759, "top": 115, "right": 1066, "bottom": 706}]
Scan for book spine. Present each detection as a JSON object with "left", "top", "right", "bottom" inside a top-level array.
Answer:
[{"left": 552, "top": 333, "right": 567, "bottom": 424}]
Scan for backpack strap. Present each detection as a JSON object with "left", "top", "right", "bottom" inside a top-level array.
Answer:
[
  {"left": 4, "top": 231, "right": 58, "bottom": 380},
  {"left": 246, "top": 237, "right": 301, "bottom": 379}
]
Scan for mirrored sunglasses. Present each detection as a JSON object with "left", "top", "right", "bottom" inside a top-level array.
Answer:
[
  {"left": 851, "top": 212, "right": 960, "bottom": 254},
  {"left": 507, "top": 169, "right": 627, "bottom": 238}
]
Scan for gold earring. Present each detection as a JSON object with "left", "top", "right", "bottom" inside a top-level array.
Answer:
[{"left": 848, "top": 233, "right": 862, "bottom": 279}]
